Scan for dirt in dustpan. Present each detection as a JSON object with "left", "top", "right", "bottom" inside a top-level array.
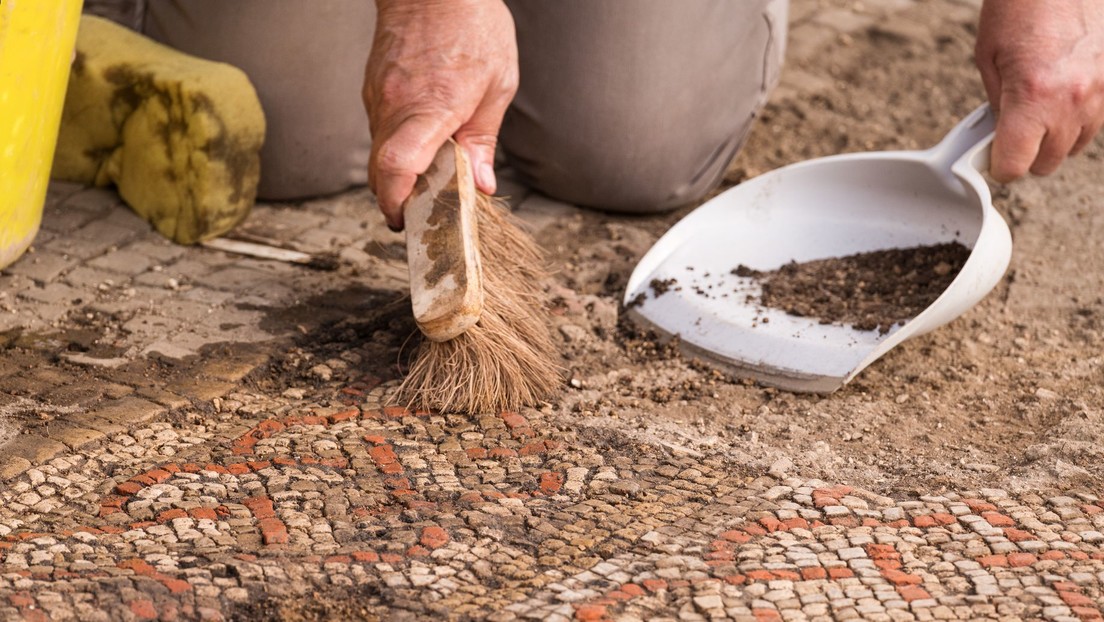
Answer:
[{"left": 736, "top": 242, "right": 972, "bottom": 333}]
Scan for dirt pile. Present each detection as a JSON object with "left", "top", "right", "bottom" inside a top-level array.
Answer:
[{"left": 739, "top": 242, "right": 971, "bottom": 333}]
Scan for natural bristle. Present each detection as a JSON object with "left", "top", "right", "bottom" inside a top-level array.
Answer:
[{"left": 397, "top": 194, "right": 561, "bottom": 413}]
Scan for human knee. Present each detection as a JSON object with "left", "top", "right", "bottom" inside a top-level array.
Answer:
[{"left": 505, "top": 144, "right": 713, "bottom": 214}]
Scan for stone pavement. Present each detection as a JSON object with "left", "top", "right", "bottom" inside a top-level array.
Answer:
[
  {"left": 1, "top": 399, "right": 1103, "bottom": 621},
  {"left": 3, "top": 0, "right": 1104, "bottom": 620}
]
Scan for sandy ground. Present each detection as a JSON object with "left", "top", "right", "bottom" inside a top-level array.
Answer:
[{"left": 524, "top": 0, "right": 1104, "bottom": 498}]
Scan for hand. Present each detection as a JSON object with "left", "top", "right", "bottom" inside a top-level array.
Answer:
[
  {"left": 364, "top": 0, "right": 518, "bottom": 229},
  {"left": 975, "top": 0, "right": 1104, "bottom": 183}
]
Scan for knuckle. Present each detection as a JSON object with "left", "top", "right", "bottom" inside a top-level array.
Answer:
[
  {"left": 497, "top": 70, "right": 520, "bottom": 97},
  {"left": 374, "top": 143, "right": 415, "bottom": 176},
  {"left": 376, "top": 74, "right": 412, "bottom": 107},
  {"left": 394, "top": 88, "right": 465, "bottom": 127},
  {"left": 361, "top": 81, "right": 373, "bottom": 106},
  {"left": 458, "top": 132, "right": 499, "bottom": 152},
  {"left": 1070, "top": 80, "right": 1088, "bottom": 102},
  {"left": 1016, "top": 70, "right": 1054, "bottom": 100},
  {"left": 373, "top": 74, "right": 452, "bottom": 114},
  {"left": 1064, "top": 78, "right": 1098, "bottom": 108}
]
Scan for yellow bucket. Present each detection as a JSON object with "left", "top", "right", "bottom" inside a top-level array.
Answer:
[{"left": 0, "top": 1, "right": 83, "bottom": 270}]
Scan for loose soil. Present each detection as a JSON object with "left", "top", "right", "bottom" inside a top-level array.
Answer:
[
  {"left": 741, "top": 242, "right": 971, "bottom": 333},
  {"left": 520, "top": 0, "right": 1104, "bottom": 498}
]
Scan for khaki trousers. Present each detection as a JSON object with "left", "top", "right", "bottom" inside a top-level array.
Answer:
[{"left": 138, "top": 1, "right": 787, "bottom": 210}]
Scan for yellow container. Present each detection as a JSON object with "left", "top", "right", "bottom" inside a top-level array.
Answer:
[{"left": 0, "top": 1, "right": 83, "bottom": 270}]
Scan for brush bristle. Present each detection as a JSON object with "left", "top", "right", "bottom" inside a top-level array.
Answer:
[{"left": 397, "top": 194, "right": 561, "bottom": 413}]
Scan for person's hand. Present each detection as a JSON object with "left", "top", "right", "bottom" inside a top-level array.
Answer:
[
  {"left": 975, "top": 0, "right": 1104, "bottom": 183},
  {"left": 364, "top": 0, "right": 517, "bottom": 230}
]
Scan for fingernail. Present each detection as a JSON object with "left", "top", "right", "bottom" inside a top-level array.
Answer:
[
  {"left": 387, "top": 222, "right": 402, "bottom": 233},
  {"left": 478, "top": 162, "right": 497, "bottom": 194}
]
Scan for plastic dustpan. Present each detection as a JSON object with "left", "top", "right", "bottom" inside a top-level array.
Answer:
[{"left": 624, "top": 105, "right": 1012, "bottom": 392}]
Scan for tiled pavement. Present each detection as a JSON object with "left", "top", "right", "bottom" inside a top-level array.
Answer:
[
  {"left": 5, "top": 0, "right": 1104, "bottom": 620},
  {"left": 1, "top": 402, "right": 1103, "bottom": 621}
]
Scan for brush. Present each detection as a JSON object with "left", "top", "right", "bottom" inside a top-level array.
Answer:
[{"left": 397, "top": 140, "right": 560, "bottom": 413}]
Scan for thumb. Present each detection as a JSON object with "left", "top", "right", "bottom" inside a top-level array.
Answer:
[
  {"left": 454, "top": 95, "right": 512, "bottom": 196},
  {"left": 371, "top": 113, "right": 456, "bottom": 229},
  {"left": 456, "top": 134, "right": 499, "bottom": 197}
]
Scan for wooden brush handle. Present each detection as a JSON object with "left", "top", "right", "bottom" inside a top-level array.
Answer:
[{"left": 404, "top": 140, "right": 484, "bottom": 342}]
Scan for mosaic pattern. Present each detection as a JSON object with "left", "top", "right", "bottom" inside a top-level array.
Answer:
[{"left": 0, "top": 398, "right": 1101, "bottom": 621}]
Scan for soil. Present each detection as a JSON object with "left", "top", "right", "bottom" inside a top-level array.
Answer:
[
  {"left": 523, "top": 0, "right": 1104, "bottom": 498},
  {"left": 230, "top": 584, "right": 386, "bottom": 622},
  {"left": 741, "top": 242, "right": 971, "bottom": 333}
]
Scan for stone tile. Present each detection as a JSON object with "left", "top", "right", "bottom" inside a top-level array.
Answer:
[
  {"left": 42, "top": 383, "right": 107, "bottom": 407},
  {"left": 17, "top": 282, "right": 82, "bottom": 307},
  {"left": 10, "top": 303, "right": 70, "bottom": 327},
  {"left": 63, "top": 411, "right": 128, "bottom": 436},
  {"left": 125, "top": 239, "right": 188, "bottom": 264},
  {"left": 133, "top": 387, "right": 192, "bottom": 410},
  {"left": 87, "top": 397, "right": 166, "bottom": 428},
  {"left": 164, "top": 378, "right": 238, "bottom": 401},
  {"left": 45, "top": 425, "right": 106, "bottom": 451},
  {"left": 193, "top": 350, "right": 269, "bottom": 383},
  {"left": 43, "top": 182, "right": 85, "bottom": 210},
  {"left": 0, "top": 435, "right": 67, "bottom": 464},
  {"left": 100, "top": 206, "right": 154, "bottom": 234},
  {"left": 133, "top": 258, "right": 219, "bottom": 287},
  {"left": 68, "top": 221, "right": 141, "bottom": 256},
  {"left": 120, "top": 314, "right": 183, "bottom": 339},
  {"left": 2, "top": 252, "right": 78, "bottom": 283},
  {"left": 0, "top": 455, "right": 32, "bottom": 480},
  {"left": 59, "top": 187, "right": 123, "bottom": 215},
  {"left": 61, "top": 265, "right": 121, "bottom": 290},
  {"left": 141, "top": 339, "right": 202, "bottom": 361},
  {"left": 87, "top": 249, "right": 155, "bottom": 276},
  {"left": 40, "top": 204, "right": 102, "bottom": 235}
]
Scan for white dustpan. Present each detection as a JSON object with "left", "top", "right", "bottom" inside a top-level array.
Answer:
[{"left": 624, "top": 105, "right": 1012, "bottom": 392}]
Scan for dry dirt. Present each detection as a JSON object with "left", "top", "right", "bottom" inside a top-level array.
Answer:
[
  {"left": 521, "top": 0, "right": 1104, "bottom": 499},
  {"left": 737, "top": 242, "right": 971, "bottom": 333}
]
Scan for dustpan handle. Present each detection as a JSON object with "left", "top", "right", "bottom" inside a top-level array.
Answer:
[{"left": 928, "top": 104, "right": 996, "bottom": 173}]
